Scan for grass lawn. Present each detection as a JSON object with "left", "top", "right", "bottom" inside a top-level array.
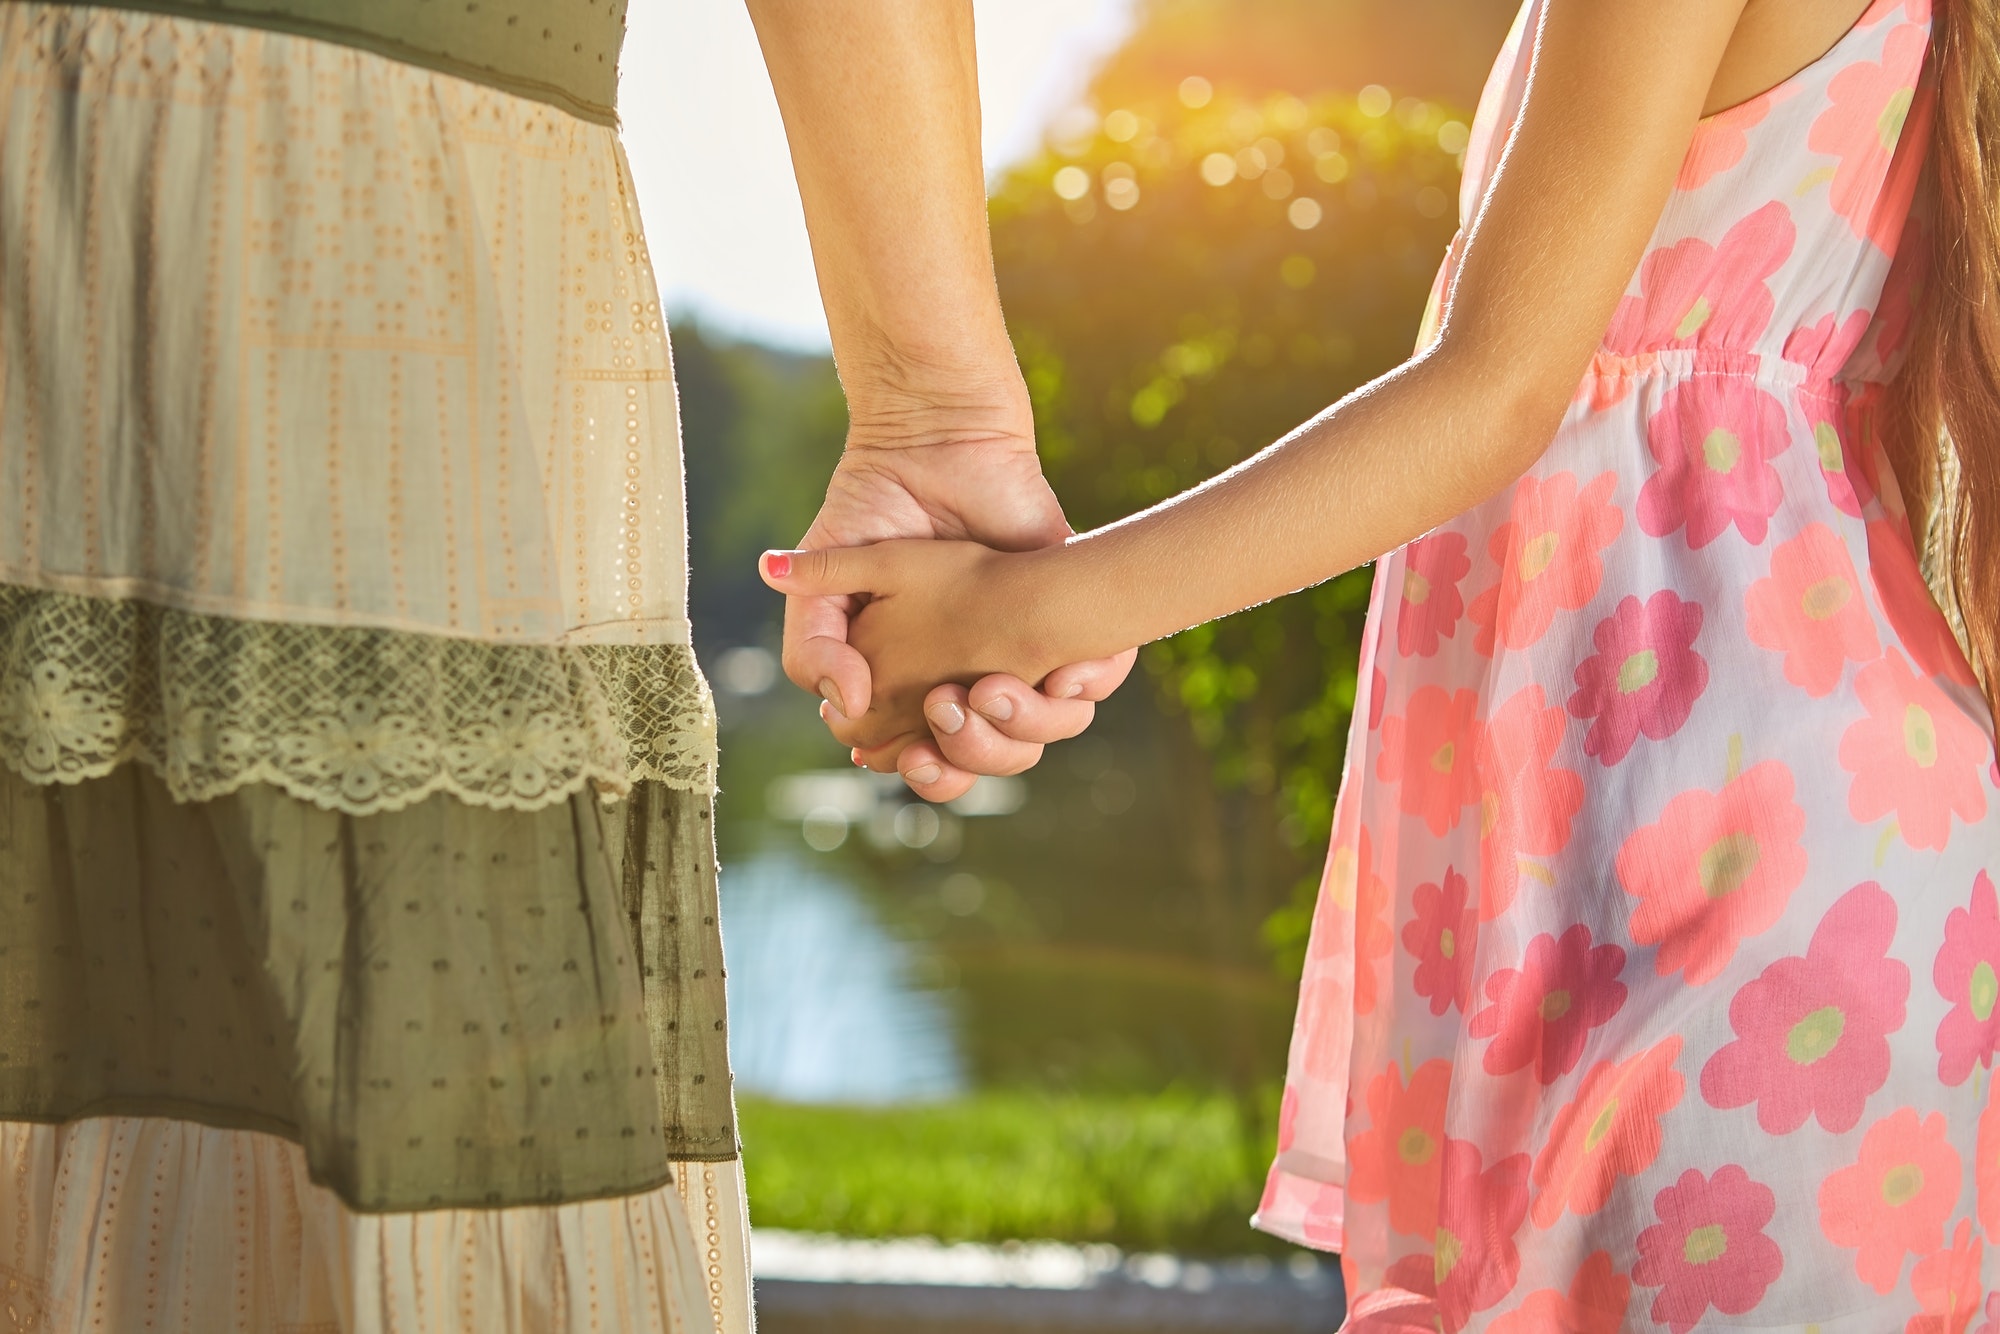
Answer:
[{"left": 737, "top": 1090, "right": 1295, "bottom": 1256}]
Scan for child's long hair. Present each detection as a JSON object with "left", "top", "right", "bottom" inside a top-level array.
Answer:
[{"left": 1894, "top": 0, "right": 2000, "bottom": 711}]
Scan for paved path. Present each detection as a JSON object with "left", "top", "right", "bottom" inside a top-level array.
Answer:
[{"left": 750, "top": 1231, "right": 1346, "bottom": 1334}]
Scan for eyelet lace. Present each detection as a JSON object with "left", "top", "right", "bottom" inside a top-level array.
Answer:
[{"left": 0, "top": 585, "right": 716, "bottom": 814}]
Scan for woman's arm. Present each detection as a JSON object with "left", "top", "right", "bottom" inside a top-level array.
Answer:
[
  {"left": 762, "top": 0, "right": 1772, "bottom": 745},
  {"left": 745, "top": 0, "right": 1137, "bottom": 798}
]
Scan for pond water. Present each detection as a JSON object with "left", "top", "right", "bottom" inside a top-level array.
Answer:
[{"left": 721, "top": 851, "right": 965, "bottom": 1104}]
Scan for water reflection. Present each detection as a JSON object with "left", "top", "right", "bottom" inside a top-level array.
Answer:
[{"left": 722, "top": 851, "right": 965, "bottom": 1103}]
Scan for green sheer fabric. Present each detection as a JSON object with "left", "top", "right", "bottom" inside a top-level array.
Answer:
[
  {"left": 0, "top": 0, "right": 628, "bottom": 122},
  {"left": 0, "top": 764, "right": 737, "bottom": 1213}
]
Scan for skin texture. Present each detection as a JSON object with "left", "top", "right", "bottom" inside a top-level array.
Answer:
[
  {"left": 760, "top": 0, "right": 1880, "bottom": 770},
  {"left": 745, "top": 0, "right": 1135, "bottom": 801}
]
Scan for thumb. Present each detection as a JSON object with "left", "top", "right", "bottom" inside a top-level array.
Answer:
[{"left": 759, "top": 546, "right": 884, "bottom": 598}]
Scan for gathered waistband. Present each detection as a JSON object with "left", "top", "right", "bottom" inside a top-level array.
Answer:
[{"left": 1581, "top": 345, "right": 1886, "bottom": 401}]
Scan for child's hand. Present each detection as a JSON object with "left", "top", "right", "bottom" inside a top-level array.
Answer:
[{"left": 759, "top": 541, "right": 1056, "bottom": 756}]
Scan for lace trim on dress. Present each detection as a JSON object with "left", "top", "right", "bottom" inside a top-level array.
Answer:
[{"left": 0, "top": 585, "right": 716, "bottom": 815}]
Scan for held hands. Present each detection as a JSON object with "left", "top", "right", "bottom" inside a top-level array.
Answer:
[
  {"left": 780, "top": 420, "right": 1135, "bottom": 800},
  {"left": 763, "top": 539, "right": 1075, "bottom": 774}
]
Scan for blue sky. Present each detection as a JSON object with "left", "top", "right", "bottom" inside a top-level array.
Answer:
[{"left": 621, "top": 0, "right": 1137, "bottom": 351}]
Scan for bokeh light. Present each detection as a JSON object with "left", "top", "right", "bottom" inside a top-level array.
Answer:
[{"left": 1053, "top": 165, "right": 1093, "bottom": 200}]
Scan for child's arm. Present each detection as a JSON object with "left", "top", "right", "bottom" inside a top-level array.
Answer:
[{"left": 764, "top": 0, "right": 1769, "bottom": 751}]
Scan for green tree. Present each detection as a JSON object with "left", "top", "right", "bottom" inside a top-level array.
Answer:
[
  {"left": 990, "top": 85, "right": 1462, "bottom": 975},
  {"left": 676, "top": 321, "right": 849, "bottom": 658},
  {"left": 1093, "top": 0, "right": 1515, "bottom": 112}
]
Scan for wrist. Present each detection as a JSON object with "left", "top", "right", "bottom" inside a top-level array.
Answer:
[
  {"left": 837, "top": 335, "right": 1033, "bottom": 451},
  {"left": 988, "top": 542, "right": 1090, "bottom": 683}
]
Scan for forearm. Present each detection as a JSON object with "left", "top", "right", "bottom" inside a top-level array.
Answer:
[
  {"left": 744, "top": 0, "right": 1027, "bottom": 437},
  {"left": 1007, "top": 349, "right": 1565, "bottom": 666}
]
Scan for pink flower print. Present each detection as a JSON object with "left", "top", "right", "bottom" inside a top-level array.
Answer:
[
  {"left": 1532, "top": 1037, "right": 1684, "bottom": 1228},
  {"left": 1908, "top": 1220, "right": 1983, "bottom": 1334},
  {"left": 1576, "top": 350, "right": 1660, "bottom": 414},
  {"left": 1297, "top": 1183, "right": 1344, "bottom": 1251},
  {"left": 1746, "top": 523, "right": 1880, "bottom": 695},
  {"left": 1405, "top": 866, "right": 1478, "bottom": 1016},
  {"left": 1468, "top": 471, "right": 1623, "bottom": 654},
  {"left": 1308, "top": 825, "right": 1371, "bottom": 963},
  {"left": 1382, "top": 1252, "right": 1441, "bottom": 1311},
  {"left": 1398, "top": 531, "right": 1471, "bottom": 658},
  {"left": 1604, "top": 203, "right": 1796, "bottom": 355},
  {"left": 1634, "top": 1166, "right": 1783, "bottom": 1333},
  {"left": 1679, "top": 88, "right": 1792, "bottom": 192},
  {"left": 1434, "top": 1138, "right": 1532, "bottom": 1333},
  {"left": 1568, "top": 591, "right": 1708, "bottom": 765},
  {"left": 1488, "top": 1252, "right": 1630, "bottom": 1334},
  {"left": 1935, "top": 871, "right": 2000, "bottom": 1086},
  {"left": 1354, "top": 831, "right": 1396, "bottom": 1017},
  {"left": 1347, "top": 1059, "right": 1452, "bottom": 1238},
  {"left": 1615, "top": 760, "right": 1810, "bottom": 985},
  {"left": 1293, "top": 963, "right": 1357, "bottom": 1084},
  {"left": 1840, "top": 649, "right": 1989, "bottom": 852},
  {"left": 1700, "top": 882, "right": 1910, "bottom": 1133},
  {"left": 1469, "top": 925, "right": 1627, "bottom": 1084},
  {"left": 1810, "top": 23, "right": 1931, "bottom": 249},
  {"left": 1637, "top": 374, "right": 1791, "bottom": 548},
  {"left": 1871, "top": 210, "right": 1931, "bottom": 369},
  {"left": 1783, "top": 309, "right": 1874, "bottom": 382},
  {"left": 1276, "top": 1085, "right": 1299, "bottom": 1153},
  {"left": 1476, "top": 684, "right": 1584, "bottom": 921},
  {"left": 1980, "top": 1293, "right": 2000, "bottom": 1334},
  {"left": 1379, "top": 686, "right": 1484, "bottom": 837},
  {"left": 1820, "top": 1107, "right": 1962, "bottom": 1294},
  {"left": 1869, "top": 518, "right": 1983, "bottom": 687},
  {"left": 1825, "top": 383, "right": 1903, "bottom": 523},
  {"left": 1785, "top": 315, "right": 1878, "bottom": 516},
  {"left": 1370, "top": 665, "right": 1387, "bottom": 729},
  {"left": 1981, "top": 1093, "right": 2000, "bottom": 1244}
]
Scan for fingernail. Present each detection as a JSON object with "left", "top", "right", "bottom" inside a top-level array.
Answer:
[
  {"left": 764, "top": 551, "right": 792, "bottom": 579},
  {"left": 906, "top": 764, "right": 942, "bottom": 786},
  {"left": 976, "top": 695, "right": 1014, "bottom": 723},
  {"left": 851, "top": 749, "right": 864, "bottom": 767},
  {"left": 1055, "top": 682, "right": 1084, "bottom": 699},
  {"left": 927, "top": 701, "right": 966, "bottom": 735},
  {"left": 818, "top": 679, "right": 847, "bottom": 718}
]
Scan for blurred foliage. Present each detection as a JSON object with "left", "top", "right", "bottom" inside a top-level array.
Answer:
[
  {"left": 1093, "top": 0, "right": 1515, "bottom": 111},
  {"left": 989, "top": 87, "right": 1460, "bottom": 976},
  {"left": 947, "top": 943, "right": 1293, "bottom": 1094},
  {"left": 740, "top": 1088, "right": 1289, "bottom": 1256},
  {"left": 676, "top": 323, "right": 848, "bottom": 657}
]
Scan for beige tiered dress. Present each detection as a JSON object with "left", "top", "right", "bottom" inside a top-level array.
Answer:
[{"left": 0, "top": 4, "right": 752, "bottom": 1329}]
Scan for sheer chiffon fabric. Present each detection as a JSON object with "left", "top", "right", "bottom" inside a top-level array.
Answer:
[{"left": 1258, "top": 1, "right": 2000, "bottom": 1329}]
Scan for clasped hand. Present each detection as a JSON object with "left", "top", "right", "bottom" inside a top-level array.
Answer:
[{"left": 771, "top": 435, "right": 1134, "bottom": 800}]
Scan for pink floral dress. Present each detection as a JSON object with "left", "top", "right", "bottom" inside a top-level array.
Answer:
[{"left": 1255, "top": 2, "right": 2000, "bottom": 1330}]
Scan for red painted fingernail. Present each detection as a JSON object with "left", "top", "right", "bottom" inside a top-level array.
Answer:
[{"left": 765, "top": 551, "right": 792, "bottom": 579}]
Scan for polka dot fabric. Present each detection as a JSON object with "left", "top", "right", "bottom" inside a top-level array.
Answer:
[{"left": 1255, "top": 3, "right": 2000, "bottom": 1331}]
